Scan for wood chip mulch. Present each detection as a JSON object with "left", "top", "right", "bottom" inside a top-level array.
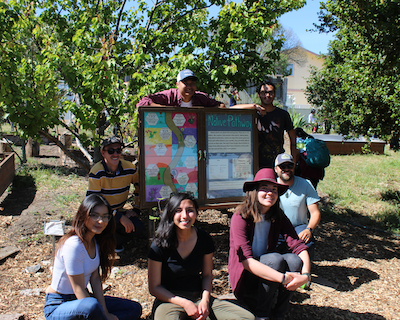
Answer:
[{"left": 1, "top": 207, "right": 399, "bottom": 320}]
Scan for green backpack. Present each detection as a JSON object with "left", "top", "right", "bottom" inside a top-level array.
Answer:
[{"left": 304, "top": 138, "right": 331, "bottom": 168}]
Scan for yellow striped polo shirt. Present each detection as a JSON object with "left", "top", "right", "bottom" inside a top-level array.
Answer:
[{"left": 87, "top": 159, "right": 138, "bottom": 211}]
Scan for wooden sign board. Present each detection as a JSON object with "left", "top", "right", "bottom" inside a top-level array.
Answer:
[{"left": 138, "top": 107, "right": 258, "bottom": 208}]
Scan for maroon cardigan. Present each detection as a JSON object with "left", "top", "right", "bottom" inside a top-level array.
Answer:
[
  {"left": 136, "top": 88, "right": 222, "bottom": 108},
  {"left": 228, "top": 210, "right": 308, "bottom": 300}
]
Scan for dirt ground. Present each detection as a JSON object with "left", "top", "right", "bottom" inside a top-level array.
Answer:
[{"left": 1, "top": 145, "right": 400, "bottom": 319}]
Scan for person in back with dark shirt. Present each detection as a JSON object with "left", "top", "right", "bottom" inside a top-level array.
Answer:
[
  {"left": 229, "top": 81, "right": 298, "bottom": 168},
  {"left": 256, "top": 82, "right": 297, "bottom": 168}
]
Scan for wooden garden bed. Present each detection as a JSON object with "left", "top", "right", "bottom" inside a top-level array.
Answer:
[{"left": 0, "top": 152, "right": 15, "bottom": 196}]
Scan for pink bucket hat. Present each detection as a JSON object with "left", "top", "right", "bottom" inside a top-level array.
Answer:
[{"left": 243, "top": 168, "right": 289, "bottom": 196}]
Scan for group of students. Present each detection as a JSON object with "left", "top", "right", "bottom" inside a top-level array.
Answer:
[
  {"left": 44, "top": 167, "right": 311, "bottom": 320},
  {"left": 44, "top": 70, "right": 315, "bottom": 319}
]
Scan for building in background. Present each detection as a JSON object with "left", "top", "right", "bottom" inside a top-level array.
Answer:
[
  {"left": 219, "top": 47, "right": 325, "bottom": 116},
  {"left": 285, "top": 47, "right": 325, "bottom": 118}
]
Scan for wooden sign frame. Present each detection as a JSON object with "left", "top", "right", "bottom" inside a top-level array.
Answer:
[{"left": 138, "top": 107, "right": 258, "bottom": 208}]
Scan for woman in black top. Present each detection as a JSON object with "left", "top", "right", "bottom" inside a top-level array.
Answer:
[{"left": 148, "top": 192, "right": 254, "bottom": 320}]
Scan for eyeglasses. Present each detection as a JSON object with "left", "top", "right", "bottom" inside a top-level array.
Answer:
[
  {"left": 106, "top": 147, "right": 122, "bottom": 155},
  {"left": 89, "top": 213, "right": 112, "bottom": 222},
  {"left": 278, "top": 163, "right": 294, "bottom": 170},
  {"left": 258, "top": 185, "right": 278, "bottom": 193},
  {"left": 259, "top": 90, "right": 274, "bottom": 96}
]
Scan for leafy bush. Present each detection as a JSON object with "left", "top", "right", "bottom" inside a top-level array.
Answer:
[
  {"left": 288, "top": 107, "right": 306, "bottom": 128},
  {"left": 250, "top": 92, "right": 261, "bottom": 105}
]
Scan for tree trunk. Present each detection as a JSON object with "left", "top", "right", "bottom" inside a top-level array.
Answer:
[
  {"left": 26, "top": 138, "right": 40, "bottom": 157},
  {"left": 38, "top": 130, "right": 91, "bottom": 172},
  {"left": 21, "top": 139, "right": 27, "bottom": 164}
]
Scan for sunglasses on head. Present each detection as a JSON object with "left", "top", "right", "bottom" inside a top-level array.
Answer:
[
  {"left": 278, "top": 163, "right": 294, "bottom": 170},
  {"left": 106, "top": 147, "right": 122, "bottom": 155}
]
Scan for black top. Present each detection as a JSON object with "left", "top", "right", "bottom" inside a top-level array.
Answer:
[
  {"left": 257, "top": 107, "right": 294, "bottom": 168},
  {"left": 148, "top": 228, "right": 215, "bottom": 293}
]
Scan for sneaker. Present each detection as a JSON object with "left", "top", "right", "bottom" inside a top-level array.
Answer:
[{"left": 115, "top": 245, "right": 125, "bottom": 253}]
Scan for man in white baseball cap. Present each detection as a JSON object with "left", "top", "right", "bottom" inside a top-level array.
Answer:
[{"left": 137, "top": 69, "right": 225, "bottom": 108}]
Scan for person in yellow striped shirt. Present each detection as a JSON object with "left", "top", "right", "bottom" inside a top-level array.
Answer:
[{"left": 87, "top": 136, "right": 144, "bottom": 252}]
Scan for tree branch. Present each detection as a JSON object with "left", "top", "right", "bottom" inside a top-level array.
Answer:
[
  {"left": 146, "top": 0, "right": 165, "bottom": 32},
  {"left": 114, "top": 0, "right": 127, "bottom": 39},
  {"left": 57, "top": 119, "right": 80, "bottom": 138},
  {"left": 160, "top": 4, "right": 212, "bottom": 34},
  {"left": 145, "top": 3, "right": 212, "bottom": 53},
  {"left": 57, "top": 119, "right": 94, "bottom": 166}
]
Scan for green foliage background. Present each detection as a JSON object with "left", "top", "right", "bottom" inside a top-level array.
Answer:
[
  {"left": 1, "top": 0, "right": 306, "bottom": 168},
  {"left": 305, "top": 0, "right": 400, "bottom": 141}
]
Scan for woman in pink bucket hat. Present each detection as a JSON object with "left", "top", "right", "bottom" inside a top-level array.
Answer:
[{"left": 228, "top": 168, "right": 311, "bottom": 320}]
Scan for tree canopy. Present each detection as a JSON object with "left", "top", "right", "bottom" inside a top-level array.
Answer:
[
  {"left": 306, "top": 0, "right": 400, "bottom": 141},
  {"left": 1, "top": 0, "right": 306, "bottom": 170}
]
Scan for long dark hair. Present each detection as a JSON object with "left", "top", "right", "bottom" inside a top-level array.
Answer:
[
  {"left": 295, "top": 127, "right": 313, "bottom": 140},
  {"left": 154, "top": 192, "right": 199, "bottom": 248},
  {"left": 236, "top": 187, "right": 282, "bottom": 223},
  {"left": 57, "top": 194, "right": 116, "bottom": 281}
]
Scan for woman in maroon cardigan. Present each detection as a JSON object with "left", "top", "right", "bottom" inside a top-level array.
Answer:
[{"left": 229, "top": 168, "right": 311, "bottom": 320}]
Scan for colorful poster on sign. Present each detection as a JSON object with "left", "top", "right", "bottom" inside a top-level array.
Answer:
[
  {"left": 143, "top": 111, "right": 198, "bottom": 202},
  {"left": 206, "top": 113, "right": 254, "bottom": 198}
]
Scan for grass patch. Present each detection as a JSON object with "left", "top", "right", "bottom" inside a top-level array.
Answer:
[
  {"left": 18, "top": 162, "right": 86, "bottom": 193},
  {"left": 54, "top": 194, "right": 82, "bottom": 207},
  {"left": 12, "top": 161, "right": 87, "bottom": 219},
  {"left": 318, "top": 148, "right": 400, "bottom": 234},
  {"left": 18, "top": 231, "right": 45, "bottom": 243}
]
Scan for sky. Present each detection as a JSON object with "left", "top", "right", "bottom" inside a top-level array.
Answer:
[{"left": 279, "top": 0, "right": 336, "bottom": 55}]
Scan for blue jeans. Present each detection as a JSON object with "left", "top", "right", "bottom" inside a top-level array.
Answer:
[
  {"left": 242, "top": 253, "right": 303, "bottom": 318},
  {"left": 44, "top": 293, "right": 142, "bottom": 320}
]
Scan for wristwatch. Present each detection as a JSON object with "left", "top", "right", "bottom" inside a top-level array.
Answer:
[
  {"left": 281, "top": 273, "right": 288, "bottom": 285},
  {"left": 306, "top": 227, "right": 313, "bottom": 233},
  {"left": 303, "top": 272, "right": 312, "bottom": 282}
]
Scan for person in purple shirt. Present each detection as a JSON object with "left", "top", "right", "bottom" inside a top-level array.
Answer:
[
  {"left": 229, "top": 168, "right": 311, "bottom": 320},
  {"left": 136, "top": 69, "right": 226, "bottom": 108}
]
